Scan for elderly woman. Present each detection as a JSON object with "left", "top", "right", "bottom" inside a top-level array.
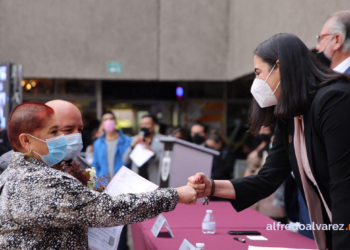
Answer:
[{"left": 0, "top": 102, "right": 196, "bottom": 249}]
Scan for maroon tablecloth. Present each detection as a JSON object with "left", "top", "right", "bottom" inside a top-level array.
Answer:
[{"left": 131, "top": 202, "right": 317, "bottom": 250}]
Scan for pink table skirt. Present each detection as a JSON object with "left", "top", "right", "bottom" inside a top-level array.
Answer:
[{"left": 131, "top": 201, "right": 317, "bottom": 250}]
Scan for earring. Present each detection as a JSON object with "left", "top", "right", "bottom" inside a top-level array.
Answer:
[{"left": 24, "top": 148, "right": 33, "bottom": 162}]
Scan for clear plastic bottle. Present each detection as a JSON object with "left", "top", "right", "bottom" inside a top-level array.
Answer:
[
  {"left": 202, "top": 209, "right": 216, "bottom": 234},
  {"left": 195, "top": 243, "right": 205, "bottom": 250}
]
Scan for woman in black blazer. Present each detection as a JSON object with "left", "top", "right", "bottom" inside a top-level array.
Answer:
[{"left": 188, "top": 33, "right": 350, "bottom": 250}]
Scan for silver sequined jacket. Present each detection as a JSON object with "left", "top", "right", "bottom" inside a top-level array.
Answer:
[{"left": 0, "top": 152, "right": 178, "bottom": 249}]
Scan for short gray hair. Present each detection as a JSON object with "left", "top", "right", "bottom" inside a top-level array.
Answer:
[{"left": 327, "top": 10, "right": 350, "bottom": 53}]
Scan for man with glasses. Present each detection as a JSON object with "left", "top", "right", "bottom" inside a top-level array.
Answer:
[{"left": 316, "top": 10, "right": 350, "bottom": 74}]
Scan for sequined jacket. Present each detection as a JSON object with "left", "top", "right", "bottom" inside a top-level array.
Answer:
[{"left": 0, "top": 152, "right": 178, "bottom": 249}]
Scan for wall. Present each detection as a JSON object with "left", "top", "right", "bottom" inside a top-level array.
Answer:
[{"left": 0, "top": 0, "right": 349, "bottom": 80}]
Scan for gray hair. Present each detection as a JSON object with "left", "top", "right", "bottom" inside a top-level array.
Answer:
[{"left": 327, "top": 10, "right": 350, "bottom": 53}]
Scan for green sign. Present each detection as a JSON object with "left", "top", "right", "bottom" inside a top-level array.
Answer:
[{"left": 107, "top": 61, "right": 122, "bottom": 74}]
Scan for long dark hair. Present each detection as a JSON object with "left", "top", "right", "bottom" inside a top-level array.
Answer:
[{"left": 249, "top": 33, "right": 350, "bottom": 135}]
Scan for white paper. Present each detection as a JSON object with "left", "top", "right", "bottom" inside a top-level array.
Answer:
[
  {"left": 106, "top": 166, "right": 158, "bottom": 195},
  {"left": 88, "top": 166, "right": 158, "bottom": 250},
  {"left": 151, "top": 214, "right": 174, "bottom": 238},
  {"left": 179, "top": 239, "right": 196, "bottom": 250},
  {"left": 248, "top": 247, "right": 317, "bottom": 250},
  {"left": 88, "top": 227, "right": 123, "bottom": 250},
  {"left": 129, "top": 144, "right": 155, "bottom": 167},
  {"left": 246, "top": 236, "right": 268, "bottom": 241}
]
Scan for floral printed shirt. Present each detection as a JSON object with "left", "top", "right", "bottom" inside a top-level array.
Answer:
[{"left": 0, "top": 152, "right": 178, "bottom": 249}]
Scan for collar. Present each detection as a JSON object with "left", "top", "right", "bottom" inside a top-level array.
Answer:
[
  {"left": 11, "top": 151, "right": 47, "bottom": 168},
  {"left": 334, "top": 56, "right": 350, "bottom": 73}
]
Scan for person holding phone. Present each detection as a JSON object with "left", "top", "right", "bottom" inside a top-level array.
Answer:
[{"left": 188, "top": 33, "right": 350, "bottom": 250}]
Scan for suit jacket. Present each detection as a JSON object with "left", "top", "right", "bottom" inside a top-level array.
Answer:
[
  {"left": 123, "top": 133, "right": 164, "bottom": 185},
  {"left": 230, "top": 82, "right": 350, "bottom": 250}
]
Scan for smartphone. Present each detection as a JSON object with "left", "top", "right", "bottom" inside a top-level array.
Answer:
[{"left": 228, "top": 231, "right": 261, "bottom": 235}]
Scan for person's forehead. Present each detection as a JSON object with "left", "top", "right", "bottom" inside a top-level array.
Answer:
[
  {"left": 254, "top": 55, "right": 269, "bottom": 70},
  {"left": 56, "top": 110, "right": 83, "bottom": 128},
  {"left": 102, "top": 113, "right": 115, "bottom": 120},
  {"left": 141, "top": 117, "right": 153, "bottom": 123},
  {"left": 191, "top": 125, "right": 205, "bottom": 132},
  {"left": 321, "top": 18, "right": 333, "bottom": 33},
  {"left": 206, "top": 139, "right": 215, "bottom": 144},
  {"left": 39, "top": 115, "right": 60, "bottom": 131}
]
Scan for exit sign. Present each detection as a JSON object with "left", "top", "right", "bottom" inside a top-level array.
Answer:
[{"left": 107, "top": 62, "right": 122, "bottom": 74}]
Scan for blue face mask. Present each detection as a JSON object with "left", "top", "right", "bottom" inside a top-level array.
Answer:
[
  {"left": 63, "top": 133, "right": 83, "bottom": 161},
  {"left": 28, "top": 134, "right": 67, "bottom": 166}
]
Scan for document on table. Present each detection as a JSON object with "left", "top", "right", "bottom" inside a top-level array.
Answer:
[
  {"left": 88, "top": 166, "right": 159, "bottom": 250},
  {"left": 248, "top": 247, "right": 317, "bottom": 250},
  {"left": 129, "top": 143, "right": 155, "bottom": 167}
]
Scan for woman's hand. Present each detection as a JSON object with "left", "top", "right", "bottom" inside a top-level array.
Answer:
[
  {"left": 175, "top": 186, "right": 197, "bottom": 205},
  {"left": 187, "top": 172, "right": 212, "bottom": 198}
]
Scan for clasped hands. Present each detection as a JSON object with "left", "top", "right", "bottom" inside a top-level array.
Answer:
[{"left": 176, "top": 172, "right": 212, "bottom": 205}]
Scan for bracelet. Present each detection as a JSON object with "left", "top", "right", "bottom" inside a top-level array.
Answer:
[{"left": 203, "top": 179, "right": 215, "bottom": 206}]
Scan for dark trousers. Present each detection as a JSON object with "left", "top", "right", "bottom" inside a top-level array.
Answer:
[{"left": 117, "top": 225, "right": 129, "bottom": 250}]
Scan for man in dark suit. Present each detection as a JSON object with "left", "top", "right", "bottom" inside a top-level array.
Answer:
[{"left": 316, "top": 10, "right": 350, "bottom": 75}]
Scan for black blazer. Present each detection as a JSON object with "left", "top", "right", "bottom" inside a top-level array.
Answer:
[{"left": 230, "top": 82, "right": 350, "bottom": 250}]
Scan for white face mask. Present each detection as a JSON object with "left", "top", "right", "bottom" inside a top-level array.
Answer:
[
  {"left": 251, "top": 64, "right": 281, "bottom": 108},
  {"left": 63, "top": 133, "right": 83, "bottom": 161}
]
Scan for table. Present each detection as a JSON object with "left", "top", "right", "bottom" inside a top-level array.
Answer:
[{"left": 131, "top": 202, "right": 317, "bottom": 250}]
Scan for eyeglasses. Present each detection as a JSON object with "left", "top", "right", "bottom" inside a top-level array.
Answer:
[{"left": 316, "top": 33, "right": 334, "bottom": 43}]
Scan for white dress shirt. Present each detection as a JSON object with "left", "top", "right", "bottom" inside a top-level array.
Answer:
[{"left": 334, "top": 56, "right": 350, "bottom": 73}]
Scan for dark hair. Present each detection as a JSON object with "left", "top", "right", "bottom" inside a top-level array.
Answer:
[
  {"left": 102, "top": 110, "right": 116, "bottom": 120},
  {"left": 191, "top": 121, "right": 209, "bottom": 134},
  {"left": 8, "top": 102, "right": 55, "bottom": 151},
  {"left": 207, "top": 130, "right": 226, "bottom": 147},
  {"left": 142, "top": 114, "right": 158, "bottom": 125},
  {"left": 249, "top": 33, "right": 350, "bottom": 135}
]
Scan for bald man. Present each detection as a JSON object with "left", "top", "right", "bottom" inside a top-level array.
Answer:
[
  {"left": 0, "top": 100, "right": 90, "bottom": 172},
  {"left": 46, "top": 100, "right": 84, "bottom": 135}
]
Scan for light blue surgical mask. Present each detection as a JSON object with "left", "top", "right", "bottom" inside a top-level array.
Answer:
[
  {"left": 27, "top": 134, "right": 67, "bottom": 166},
  {"left": 64, "top": 133, "right": 83, "bottom": 161}
]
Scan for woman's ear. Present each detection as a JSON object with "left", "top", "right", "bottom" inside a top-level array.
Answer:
[
  {"left": 19, "top": 134, "right": 31, "bottom": 151},
  {"left": 275, "top": 60, "right": 281, "bottom": 79}
]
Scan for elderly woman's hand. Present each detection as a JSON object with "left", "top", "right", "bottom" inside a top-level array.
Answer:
[
  {"left": 187, "top": 172, "right": 212, "bottom": 198},
  {"left": 176, "top": 185, "right": 197, "bottom": 205}
]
